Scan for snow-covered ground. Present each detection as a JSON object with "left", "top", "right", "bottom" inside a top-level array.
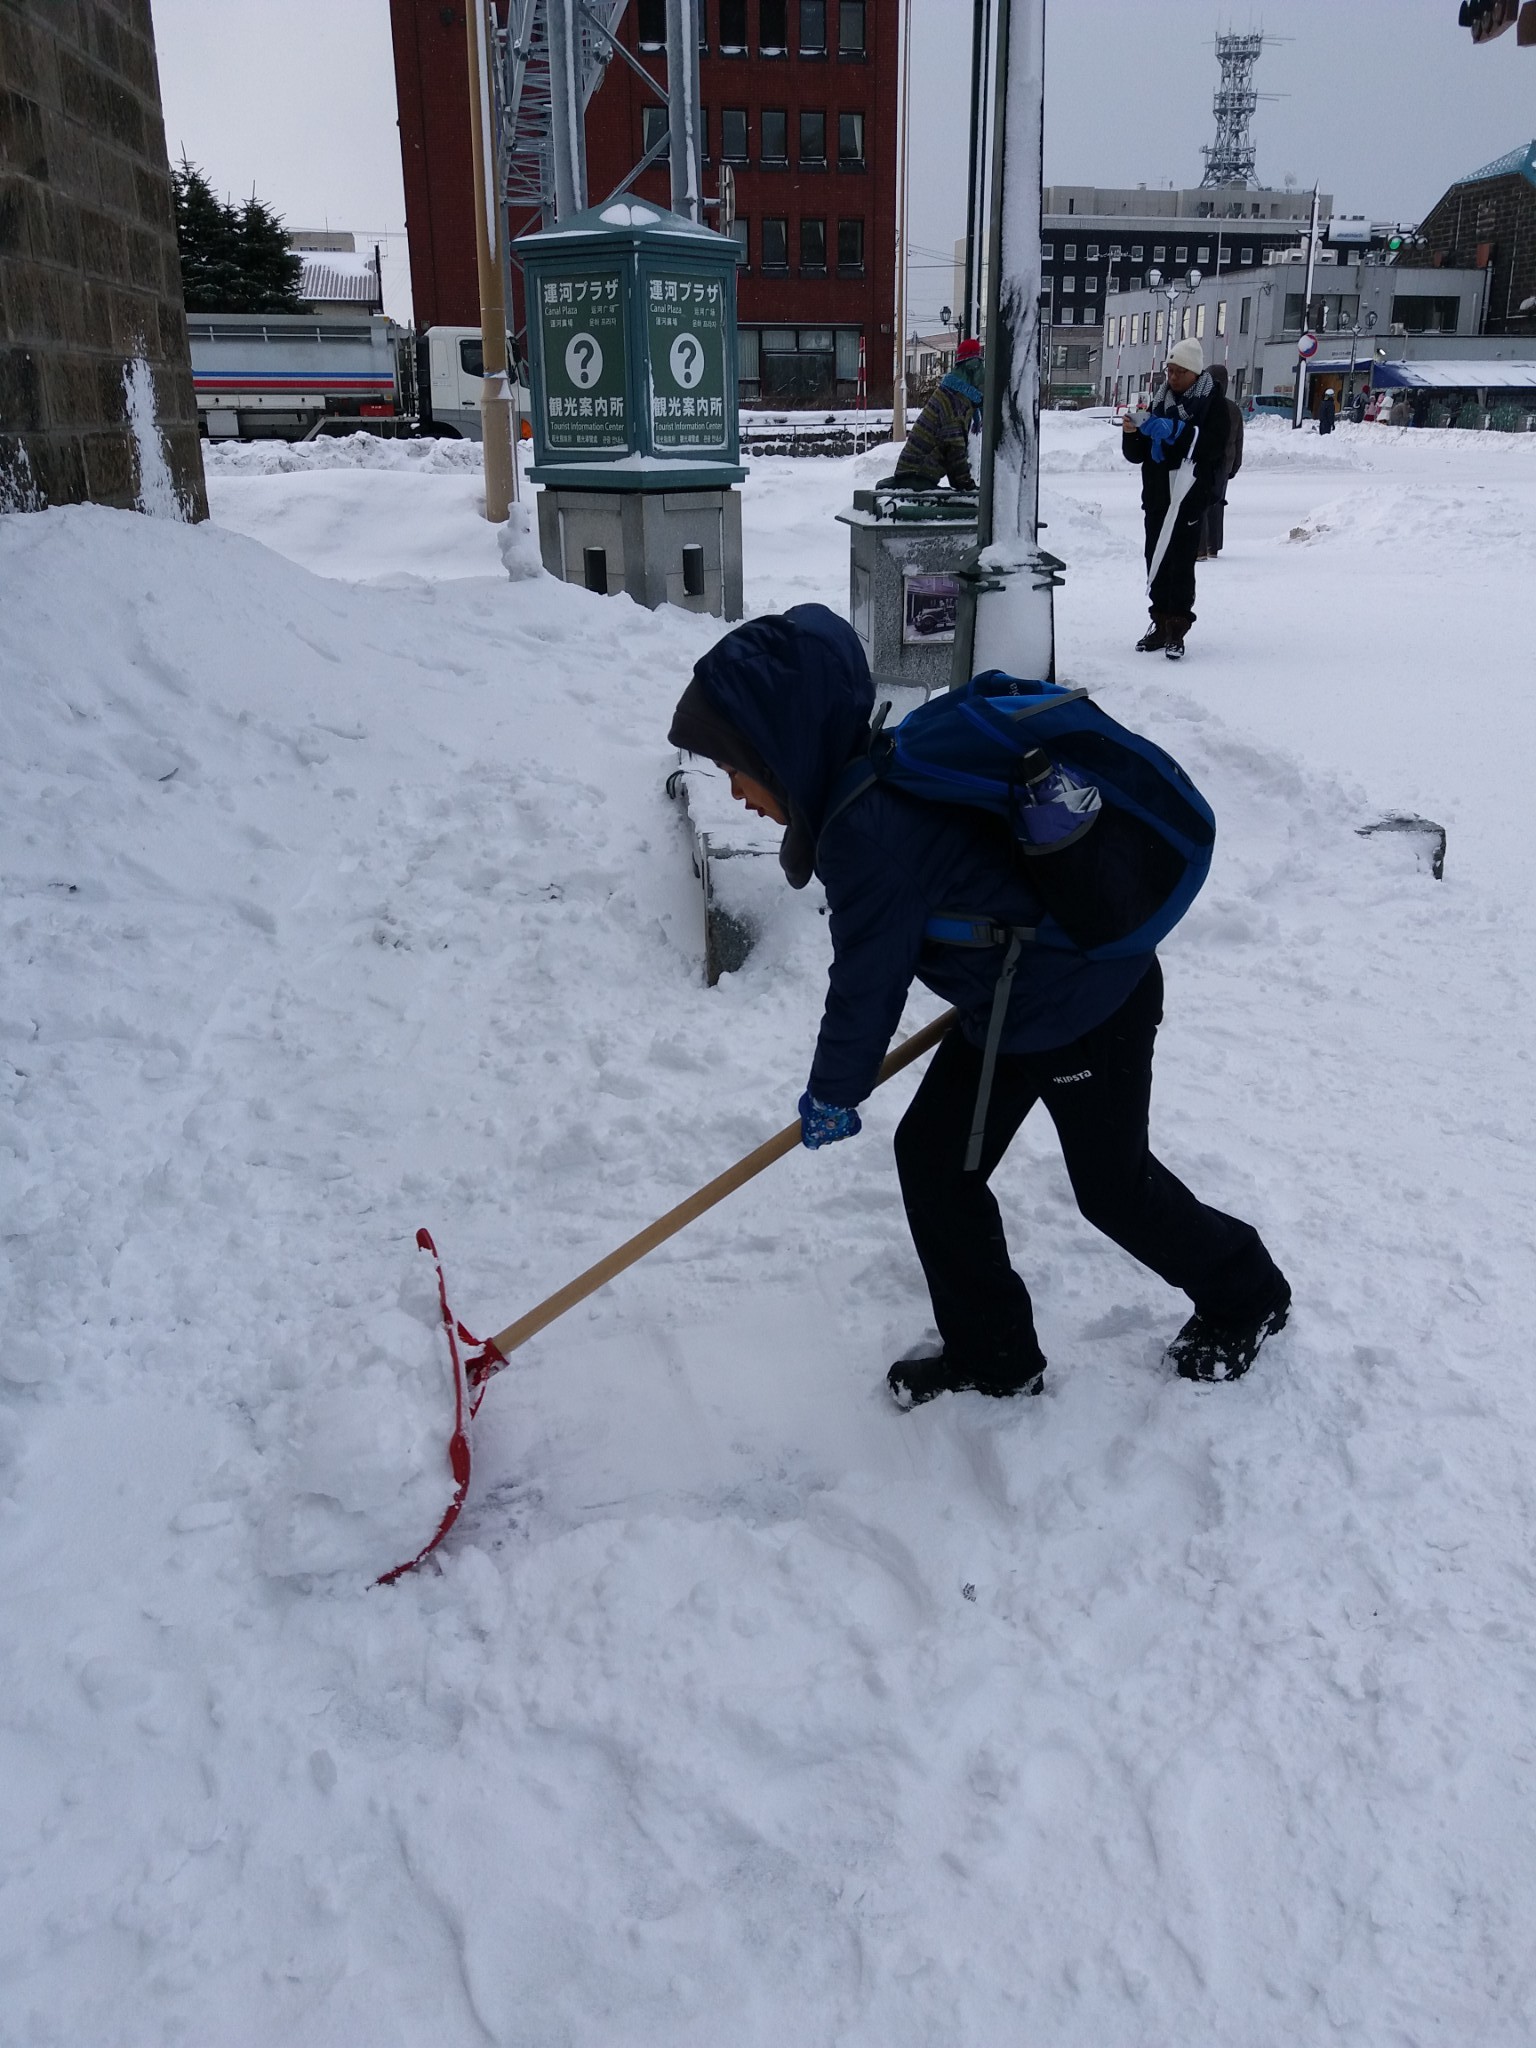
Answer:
[{"left": 3, "top": 417, "right": 1535, "bottom": 2045}]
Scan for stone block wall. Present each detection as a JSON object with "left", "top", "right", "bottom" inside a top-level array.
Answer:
[{"left": 0, "top": 0, "right": 207, "bottom": 517}]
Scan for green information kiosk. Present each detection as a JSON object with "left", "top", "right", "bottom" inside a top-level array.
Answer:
[{"left": 516, "top": 200, "right": 745, "bottom": 619}]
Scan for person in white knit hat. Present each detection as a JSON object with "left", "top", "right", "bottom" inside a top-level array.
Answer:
[{"left": 1119, "top": 336, "right": 1230, "bottom": 659}]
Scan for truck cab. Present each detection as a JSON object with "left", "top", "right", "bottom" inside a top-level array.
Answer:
[{"left": 417, "top": 327, "right": 529, "bottom": 441}]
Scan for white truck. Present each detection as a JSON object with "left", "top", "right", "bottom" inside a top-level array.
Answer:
[{"left": 188, "top": 314, "right": 526, "bottom": 443}]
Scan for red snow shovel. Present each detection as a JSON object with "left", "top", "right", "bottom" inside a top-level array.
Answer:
[{"left": 377, "top": 1007, "right": 957, "bottom": 1585}]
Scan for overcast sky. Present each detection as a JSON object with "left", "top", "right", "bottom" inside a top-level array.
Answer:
[{"left": 152, "top": 0, "right": 1536, "bottom": 330}]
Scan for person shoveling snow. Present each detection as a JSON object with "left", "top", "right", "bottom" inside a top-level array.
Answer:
[{"left": 669, "top": 604, "right": 1291, "bottom": 1405}]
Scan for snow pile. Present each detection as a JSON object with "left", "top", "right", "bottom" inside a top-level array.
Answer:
[
  {"left": 2, "top": 427, "right": 1535, "bottom": 2043},
  {"left": 202, "top": 431, "right": 487, "bottom": 476}
]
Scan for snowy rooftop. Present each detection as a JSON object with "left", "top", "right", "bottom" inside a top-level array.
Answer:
[{"left": 298, "top": 250, "right": 379, "bottom": 305}]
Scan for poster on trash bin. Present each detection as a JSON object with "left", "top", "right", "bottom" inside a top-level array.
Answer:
[{"left": 903, "top": 573, "right": 959, "bottom": 645}]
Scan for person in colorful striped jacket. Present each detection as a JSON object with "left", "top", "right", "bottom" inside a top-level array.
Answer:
[{"left": 893, "top": 337, "right": 984, "bottom": 491}]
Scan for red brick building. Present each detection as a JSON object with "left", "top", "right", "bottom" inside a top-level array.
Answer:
[{"left": 389, "top": 0, "right": 899, "bottom": 404}]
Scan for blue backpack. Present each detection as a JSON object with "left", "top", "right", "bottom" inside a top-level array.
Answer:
[
  {"left": 822, "top": 673, "right": 1216, "bottom": 1168},
  {"left": 824, "top": 670, "right": 1216, "bottom": 962}
]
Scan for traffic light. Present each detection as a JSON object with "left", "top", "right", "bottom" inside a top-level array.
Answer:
[
  {"left": 1387, "top": 233, "right": 1405, "bottom": 253},
  {"left": 1458, "top": 0, "right": 1516, "bottom": 40},
  {"left": 1457, "top": 0, "right": 1536, "bottom": 41}
]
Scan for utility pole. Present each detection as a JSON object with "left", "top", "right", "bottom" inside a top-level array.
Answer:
[
  {"left": 957, "top": 0, "right": 1055, "bottom": 686},
  {"left": 466, "top": 0, "right": 516, "bottom": 517},
  {"left": 1292, "top": 181, "right": 1320, "bottom": 430},
  {"left": 665, "top": 0, "right": 703, "bottom": 223},
  {"left": 892, "top": 0, "right": 912, "bottom": 440}
]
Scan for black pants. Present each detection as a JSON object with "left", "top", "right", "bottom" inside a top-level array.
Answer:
[
  {"left": 893, "top": 963, "right": 1284, "bottom": 1368},
  {"left": 1199, "top": 497, "right": 1226, "bottom": 555},
  {"left": 1144, "top": 497, "right": 1203, "bottom": 620}
]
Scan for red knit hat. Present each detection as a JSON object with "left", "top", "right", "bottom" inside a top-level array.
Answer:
[{"left": 956, "top": 337, "right": 983, "bottom": 362}]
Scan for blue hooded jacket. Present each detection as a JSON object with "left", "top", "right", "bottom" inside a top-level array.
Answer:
[{"left": 687, "top": 605, "right": 1154, "bottom": 1107}]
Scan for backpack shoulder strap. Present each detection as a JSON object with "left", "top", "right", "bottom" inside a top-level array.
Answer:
[{"left": 818, "top": 759, "right": 878, "bottom": 843}]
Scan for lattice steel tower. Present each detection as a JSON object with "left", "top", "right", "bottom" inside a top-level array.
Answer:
[{"left": 1200, "top": 31, "right": 1264, "bottom": 188}]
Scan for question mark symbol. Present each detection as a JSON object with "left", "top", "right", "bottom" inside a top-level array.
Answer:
[
  {"left": 574, "top": 338, "right": 594, "bottom": 384},
  {"left": 680, "top": 339, "right": 698, "bottom": 376}
]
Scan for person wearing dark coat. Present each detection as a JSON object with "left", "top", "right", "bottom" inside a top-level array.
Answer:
[
  {"left": 892, "top": 338, "right": 984, "bottom": 490},
  {"left": 1120, "top": 337, "right": 1230, "bottom": 659},
  {"left": 668, "top": 604, "right": 1291, "bottom": 1404},
  {"left": 1197, "top": 363, "right": 1244, "bottom": 560},
  {"left": 1318, "top": 389, "right": 1337, "bottom": 435}
]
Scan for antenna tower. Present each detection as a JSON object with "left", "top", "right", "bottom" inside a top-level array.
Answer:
[{"left": 1200, "top": 31, "right": 1264, "bottom": 187}]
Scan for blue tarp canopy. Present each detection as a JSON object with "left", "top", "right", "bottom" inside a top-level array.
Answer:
[{"left": 1370, "top": 360, "right": 1536, "bottom": 390}]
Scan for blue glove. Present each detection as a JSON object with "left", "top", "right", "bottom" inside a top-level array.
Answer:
[
  {"left": 1141, "top": 414, "right": 1180, "bottom": 463},
  {"left": 798, "top": 1091, "right": 862, "bottom": 1149}
]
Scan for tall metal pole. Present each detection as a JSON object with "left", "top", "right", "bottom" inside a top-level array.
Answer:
[
  {"left": 891, "top": 0, "right": 912, "bottom": 438},
  {"left": 547, "top": 0, "right": 589, "bottom": 223},
  {"left": 1292, "top": 181, "right": 1320, "bottom": 430},
  {"left": 962, "top": 0, "right": 991, "bottom": 338},
  {"left": 958, "top": 0, "right": 1054, "bottom": 686},
  {"left": 665, "top": 0, "right": 703, "bottom": 222},
  {"left": 467, "top": 0, "right": 515, "bottom": 518}
]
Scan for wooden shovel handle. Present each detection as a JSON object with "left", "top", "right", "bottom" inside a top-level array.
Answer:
[{"left": 486, "top": 1007, "right": 956, "bottom": 1359}]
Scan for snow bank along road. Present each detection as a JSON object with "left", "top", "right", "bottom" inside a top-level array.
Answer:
[{"left": 3, "top": 418, "right": 1535, "bottom": 2045}]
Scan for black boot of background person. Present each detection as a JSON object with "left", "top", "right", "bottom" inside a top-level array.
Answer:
[
  {"left": 1135, "top": 614, "right": 1168, "bottom": 652},
  {"left": 1164, "top": 614, "right": 1193, "bottom": 660}
]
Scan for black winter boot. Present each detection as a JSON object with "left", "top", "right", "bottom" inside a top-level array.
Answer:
[
  {"left": 887, "top": 1347, "right": 1046, "bottom": 1410},
  {"left": 1163, "top": 615, "right": 1193, "bottom": 660},
  {"left": 1135, "top": 616, "right": 1168, "bottom": 653},
  {"left": 1167, "top": 1284, "right": 1291, "bottom": 1383}
]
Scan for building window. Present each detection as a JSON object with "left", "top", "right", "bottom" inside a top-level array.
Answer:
[
  {"left": 1239, "top": 295, "right": 1251, "bottom": 334},
  {"left": 760, "top": 108, "right": 787, "bottom": 161},
  {"left": 1059, "top": 307, "right": 1074, "bottom": 325},
  {"left": 1197, "top": 245, "right": 1209, "bottom": 262},
  {"left": 731, "top": 216, "right": 749, "bottom": 264},
  {"left": 1391, "top": 295, "right": 1460, "bottom": 332},
  {"left": 1109, "top": 243, "right": 1122, "bottom": 259},
  {"left": 1216, "top": 299, "right": 1227, "bottom": 336},
  {"left": 738, "top": 325, "right": 760, "bottom": 399},
  {"left": 1240, "top": 245, "right": 1253, "bottom": 264},
  {"left": 799, "top": 109, "right": 826, "bottom": 162},
  {"left": 721, "top": 107, "right": 748, "bottom": 159},
  {"left": 1041, "top": 241, "right": 1054, "bottom": 260},
  {"left": 1175, "top": 245, "right": 1188, "bottom": 262},
  {"left": 1063, "top": 242, "right": 1076, "bottom": 261},
  {"left": 762, "top": 215, "right": 788, "bottom": 269},
  {"left": 837, "top": 217, "right": 864, "bottom": 271},
  {"left": 838, "top": 111, "right": 864, "bottom": 163},
  {"left": 800, "top": 216, "right": 827, "bottom": 270},
  {"left": 799, "top": 0, "right": 826, "bottom": 51},
  {"left": 1153, "top": 244, "right": 1165, "bottom": 261},
  {"left": 637, "top": 0, "right": 666, "bottom": 45},
  {"left": 1128, "top": 275, "right": 1141, "bottom": 292},
  {"left": 838, "top": 0, "right": 865, "bottom": 53},
  {"left": 1083, "top": 305, "right": 1096, "bottom": 326},
  {"left": 760, "top": 0, "right": 788, "bottom": 52},
  {"left": 1195, "top": 303, "right": 1206, "bottom": 337},
  {"left": 720, "top": 0, "right": 747, "bottom": 50},
  {"left": 1131, "top": 243, "right": 1143, "bottom": 260},
  {"left": 1085, "top": 275, "right": 1097, "bottom": 293},
  {"left": 835, "top": 329, "right": 861, "bottom": 381},
  {"left": 1086, "top": 243, "right": 1099, "bottom": 260},
  {"left": 1233, "top": 365, "right": 1247, "bottom": 399},
  {"left": 761, "top": 326, "right": 837, "bottom": 401},
  {"left": 1155, "top": 308, "right": 1165, "bottom": 342},
  {"left": 1181, "top": 306, "right": 1193, "bottom": 338},
  {"left": 1061, "top": 276, "right": 1075, "bottom": 294},
  {"left": 699, "top": 107, "right": 710, "bottom": 159},
  {"left": 642, "top": 106, "right": 668, "bottom": 153}
]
